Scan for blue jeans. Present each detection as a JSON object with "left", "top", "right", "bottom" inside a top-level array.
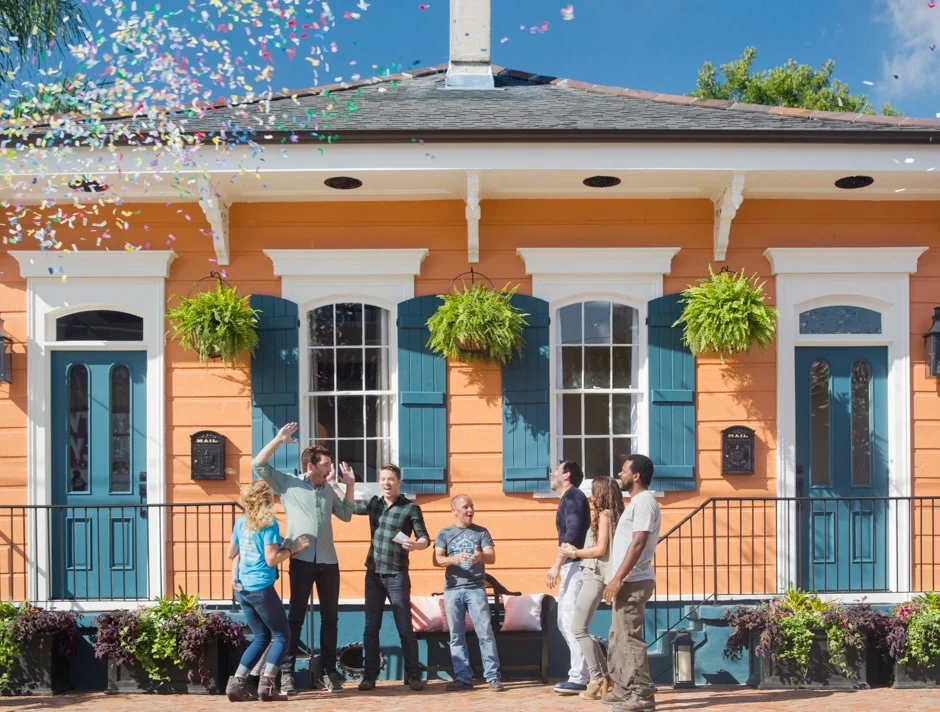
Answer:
[
  {"left": 236, "top": 585, "right": 291, "bottom": 675},
  {"left": 443, "top": 587, "right": 501, "bottom": 683},
  {"left": 363, "top": 570, "right": 420, "bottom": 680}
]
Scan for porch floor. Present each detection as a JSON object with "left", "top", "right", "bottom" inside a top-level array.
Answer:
[{"left": 13, "top": 683, "right": 940, "bottom": 711}]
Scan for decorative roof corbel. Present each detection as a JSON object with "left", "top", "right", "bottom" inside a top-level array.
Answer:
[
  {"left": 198, "top": 176, "right": 231, "bottom": 267},
  {"left": 465, "top": 171, "right": 481, "bottom": 263},
  {"left": 712, "top": 173, "right": 745, "bottom": 262}
]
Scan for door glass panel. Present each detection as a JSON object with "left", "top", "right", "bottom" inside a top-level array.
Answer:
[
  {"left": 67, "top": 365, "right": 89, "bottom": 494},
  {"left": 851, "top": 359, "right": 873, "bottom": 487},
  {"left": 110, "top": 365, "right": 132, "bottom": 493},
  {"left": 809, "top": 359, "right": 831, "bottom": 487}
]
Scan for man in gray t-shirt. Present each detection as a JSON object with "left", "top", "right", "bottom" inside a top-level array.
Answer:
[{"left": 433, "top": 495, "right": 504, "bottom": 692}]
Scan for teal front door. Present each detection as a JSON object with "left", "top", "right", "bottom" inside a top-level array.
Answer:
[
  {"left": 51, "top": 351, "right": 148, "bottom": 599},
  {"left": 795, "top": 347, "right": 888, "bottom": 592}
]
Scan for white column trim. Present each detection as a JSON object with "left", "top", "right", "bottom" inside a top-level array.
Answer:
[
  {"left": 517, "top": 247, "right": 680, "bottom": 277},
  {"left": 766, "top": 246, "right": 926, "bottom": 594},
  {"left": 12, "top": 250, "right": 175, "bottom": 603},
  {"left": 264, "top": 248, "right": 428, "bottom": 277}
]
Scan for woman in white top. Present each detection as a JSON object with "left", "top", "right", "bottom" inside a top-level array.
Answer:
[{"left": 559, "top": 476, "right": 625, "bottom": 700}]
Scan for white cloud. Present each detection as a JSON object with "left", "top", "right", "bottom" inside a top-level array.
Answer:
[{"left": 878, "top": 1, "right": 940, "bottom": 99}]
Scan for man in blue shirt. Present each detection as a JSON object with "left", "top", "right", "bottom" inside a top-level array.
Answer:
[{"left": 546, "top": 460, "right": 591, "bottom": 695}]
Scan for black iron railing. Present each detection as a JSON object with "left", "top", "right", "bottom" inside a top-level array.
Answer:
[{"left": 647, "top": 496, "right": 940, "bottom": 647}]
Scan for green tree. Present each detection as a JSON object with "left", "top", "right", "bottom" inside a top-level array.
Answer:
[
  {"left": 690, "top": 46, "right": 899, "bottom": 117},
  {"left": 0, "top": 0, "right": 88, "bottom": 78}
]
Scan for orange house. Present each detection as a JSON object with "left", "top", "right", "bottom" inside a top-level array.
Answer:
[{"left": 2, "top": 0, "right": 940, "bottom": 688}]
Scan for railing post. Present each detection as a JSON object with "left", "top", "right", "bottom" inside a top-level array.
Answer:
[{"left": 711, "top": 501, "right": 718, "bottom": 599}]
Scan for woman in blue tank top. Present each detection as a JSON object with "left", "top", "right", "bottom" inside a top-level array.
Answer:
[{"left": 225, "top": 480, "right": 310, "bottom": 702}]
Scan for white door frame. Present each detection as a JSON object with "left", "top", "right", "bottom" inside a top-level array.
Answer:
[
  {"left": 11, "top": 251, "right": 176, "bottom": 604},
  {"left": 765, "top": 247, "right": 926, "bottom": 594}
]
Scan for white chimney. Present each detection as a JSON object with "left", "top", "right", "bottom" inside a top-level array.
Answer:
[{"left": 445, "top": 0, "right": 495, "bottom": 89}]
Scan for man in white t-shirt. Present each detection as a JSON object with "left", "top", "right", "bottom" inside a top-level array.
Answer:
[{"left": 602, "top": 454, "right": 662, "bottom": 712}]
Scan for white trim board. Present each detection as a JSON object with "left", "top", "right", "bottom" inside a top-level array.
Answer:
[
  {"left": 765, "top": 246, "right": 927, "bottom": 595},
  {"left": 265, "top": 249, "right": 426, "bottom": 501},
  {"left": 10, "top": 250, "right": 176, "bottom": 602}
]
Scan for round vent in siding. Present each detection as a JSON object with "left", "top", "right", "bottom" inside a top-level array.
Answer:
[
  {"left": 834, "top": 175, "right": 874, "bottom": 190},
  {"left": 583, "top": 176, "right": 622, "bottom": 188},
  {"left": 324, "top": 176, "right": 363, "bottom": 190}
]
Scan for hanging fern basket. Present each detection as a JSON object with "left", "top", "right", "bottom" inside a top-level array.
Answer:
[
  {"left": 166, "top": 273, "right": 260, "bottom": 367},
  {"left": 426, "top": 270, "right": 529, "bottom": 365},
  {"left": 674, "top": 266, "right": 779, "bottom": 361}
]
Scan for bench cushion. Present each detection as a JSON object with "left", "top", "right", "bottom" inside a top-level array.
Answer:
[
  {"left": 411, "top": 595, "right": 446, "bottom": 632},
  {"left": 501, "top": 594, "right": 544, "bottom": 632}
]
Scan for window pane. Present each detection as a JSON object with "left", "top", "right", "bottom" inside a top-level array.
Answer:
[
  {"left": 561, "top": 393, "right": 581, "bottom": 435},
  {"left": 364, "top": 305, "right": 387, "bottom": 346},
  {"left": 584, "top": 438, "right": 610, "bottom": 479},
  {"left": 365, "top": 439, "right": 392, "bottom": 483},
  {"left": 336, "top": 349, "right": 364, "bottom": 391},
  {"left": 810, "top": 359, "right": 831, "bottom": 487},
  {"left": 364, "top": 348, "right": 388, "bottom": 391},
  {"left": 68, "top": 365, "right": 89, "bottom": 494},
  {"left": 612, "top": 394, "right": 636, "bottom": 435},
  {"left": 366, "top": 395, "right": 392, "bottom": 438},
  {"left": 308, "top": 306, "right": 334, "bottom": 347},
  {"left": 337, "top": 439, "right": 365, "bottom": 479},
  {"left": 559, "top": 304, "right": 582, "bottom": 345},
  {"left": 612, "top": 347, "right": 637, "bottom": 389},
  {"left": 561, "top": 347, "right": 582, "bottom": 389},
  {"left": 337, "top": 396, "right": 365, "bottom": 438},
  {"left": 612, "top": 305, "right": 636, "bottom": 345},
  {"left": 612, "top": 438, "right": 635, "bottom": 469},
  {"left": 561, "top": 437, "right": 581, "bottom": 464},
  {"left": 309, "top": 349, "right": 335, "bottom": 392},
  {"left": 309, "top": 396, "right": 336, "bottom": 440},
  {"left": 110, "top": 365, "right": 132, "bottom": 493},
  {"left": 583, "top": 301, "right": 611, "bottom": 345},
  {"left": 584, "top": 393, "right": 610, "bottom": 435},
  {"left": 335, "top": 303, "right": 363, "bottom": 346},
  {"left": 584, "top": 347, "right": 611, "bottom": 389},
  {"left": 56, "top": 310, "right": 143, "bottom": 341},
  {"left": 851, "top": 360, "right": 872, "bottom": 487}
]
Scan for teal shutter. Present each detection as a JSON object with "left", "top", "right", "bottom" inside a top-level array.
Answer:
[
  {"left": 648, "top": 293, "right": 696, "bottom": 491},
  {"left": 397, "top": 295, "right": 447, "bottom": 495},
  {"left": 250, "top": 295, "right": 300, "bottom": 476},
  {"left": 502, "top": 294, "right": 550, "bottom": 493}
]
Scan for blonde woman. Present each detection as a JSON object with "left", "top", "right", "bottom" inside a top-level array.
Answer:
[
  {"left": 559, "top": 476, "right": 625, "bottom": 700},
  {"left": 225, "top": 480, "right": 310, "bottom": 702}
]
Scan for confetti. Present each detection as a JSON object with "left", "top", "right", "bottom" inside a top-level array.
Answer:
[
  {"left": 500, "top": 37, "right": 509, "bottom": 43},
  {"left": 931, "top": 44, "right": 936, "bottom": 51},
  {"left": 929, "top": 1, "right": 936, "bottom": 7},
  {"left": 561, "top": 5, "right": 575, "bottom": 21},
  {"left": 863, "top": 80, "right": 875, "bottom": 86},
  {"left": 419, "top": 4, "right": 431, "bottom": 9}
]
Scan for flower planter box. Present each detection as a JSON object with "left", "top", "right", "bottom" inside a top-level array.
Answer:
[
  {"left": 893, "top": 660, "right": 940, "bottom": 689},
  {"left": 2, "top": 632, "right": 71, "bottom": 696},
  {"left": 757, "top": 630, "right": 868, "bottom": 690},
  {"left": 106, "top": 637, "right": 227, "bottom": 694}
]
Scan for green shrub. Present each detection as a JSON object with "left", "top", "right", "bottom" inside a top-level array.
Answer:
[{"left": 166, "top": 282, "right": 259, "bottom": 366}]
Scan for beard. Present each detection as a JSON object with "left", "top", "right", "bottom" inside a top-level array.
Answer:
[{"left": 621, "top": 477, "right": 635, "bottom": 493}]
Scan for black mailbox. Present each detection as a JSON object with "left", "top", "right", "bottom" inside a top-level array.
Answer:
[
  {"left": 191, "top": 430, "right": 226, "bottom": 480},
  {"left": 721, "top": 425, "right": 755, "bottom": 475}
]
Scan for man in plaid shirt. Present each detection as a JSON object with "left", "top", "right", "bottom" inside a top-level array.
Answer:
[{"left": 354, "top": 463, "right": 430, "bottom": 692}]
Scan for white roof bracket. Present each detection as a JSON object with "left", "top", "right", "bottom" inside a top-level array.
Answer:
[
  {"left": 465, "top": 171, "right": 481, "bottom": 263},
  {"left": 712, "top": 172, "right": 745, "bottom": 262},
  {"left": 198, "top": 176, "right": 231, "bottom": 267}
]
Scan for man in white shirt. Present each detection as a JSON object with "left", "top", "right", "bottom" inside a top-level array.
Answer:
[{"left": 602, "top": 454, "right": 662, "bottom": 712}]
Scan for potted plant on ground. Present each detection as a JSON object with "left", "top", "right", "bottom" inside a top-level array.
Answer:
[
  {"left": 0, "top": 602, "right": 80, "bottom": 696},
  {"left": 889, "top": 592, "right": 940, "bottom": 688},
  {"left": 94, "top": 589, "right": 244, "bottom": 694},
  {"left": 674, "top": 266, "right": 778, "bottom": 361},
  {"left": 426, "top": 282, "right": 529, "bottom": 365},
  {"left": 723, "top": 588, "right": 878, "bottom": 689},
  {"left": 165, "top": 278, "right": 259, "bottom": 366}
]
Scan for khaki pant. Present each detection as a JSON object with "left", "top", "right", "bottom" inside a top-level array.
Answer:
[{"left": 608, "top": 579, "right": 656, "bottom": 702}]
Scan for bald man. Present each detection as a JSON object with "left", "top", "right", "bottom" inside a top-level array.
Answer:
[{"left": 433, "top": 495, "right": 504, "bottom": 692}]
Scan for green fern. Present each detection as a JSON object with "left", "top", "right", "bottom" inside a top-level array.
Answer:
[
  {"left": 426, "top": 283, "right": 529, "bottom": 365},
  {"left": 166, "top": 282, "right": 259, "bottom": 367},
  {"left": 674, "top": 266, "right": 778, "bottom": 360}
]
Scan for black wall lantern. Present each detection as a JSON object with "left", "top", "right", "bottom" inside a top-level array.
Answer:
[
  {"left": 925, "top": 307, "right": 940, "bottom": 379},
  {"left": 0, "top": 318, "right": 12, "bottom": 384},
  {"left": 672, "top": 630, "right": 696, "bottom": 689}
]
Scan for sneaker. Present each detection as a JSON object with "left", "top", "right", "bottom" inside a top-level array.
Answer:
[
  {"left": 258, "top": 675, "right": 288, "bottom": 702},
  {"left": 358, "top": 678, "right": 375, "bottom": 691},
  {"left": 320, "top": 671, "right": 344, "bottom": 693},
  {"left": 446, "top": 679, "right": 474, "bottom": 691},
  {"left": 487, "top": 679, "right": 505, "bottom": 692},
  {"left": 279, "top": 672, "right": 296, "bottom": 696},
  {"left": 225, "top": 675, "right": 250, "bottom": 702},
  {"left": 407, "top": 677, "right": 425, "bottom": 691},
  {"left": 554, "top": 681, "right": 588, "bottom": 695}
]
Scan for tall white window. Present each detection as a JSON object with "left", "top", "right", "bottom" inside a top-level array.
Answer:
[
  {"left": 555, "top": 300, "right": 641, "bottom": 480},
  {"left": 305, "top": 303, "right": 393, "bottom": 483}
]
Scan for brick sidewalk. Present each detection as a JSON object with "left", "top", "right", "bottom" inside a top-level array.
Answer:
[{"left": 4, "top": 683, "right": 940, "bottom": 712}]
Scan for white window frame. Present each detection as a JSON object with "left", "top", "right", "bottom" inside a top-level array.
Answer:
[
  {"left": 264, "top": 249, "right": 428, "bottom": 500},
  {"left": 516, "top": 247, "right": 680, "bottom": 497}
]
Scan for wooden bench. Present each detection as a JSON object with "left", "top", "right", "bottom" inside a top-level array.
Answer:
[{"left": 415, "top": 574, "right": 550, "bottom": 683}]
